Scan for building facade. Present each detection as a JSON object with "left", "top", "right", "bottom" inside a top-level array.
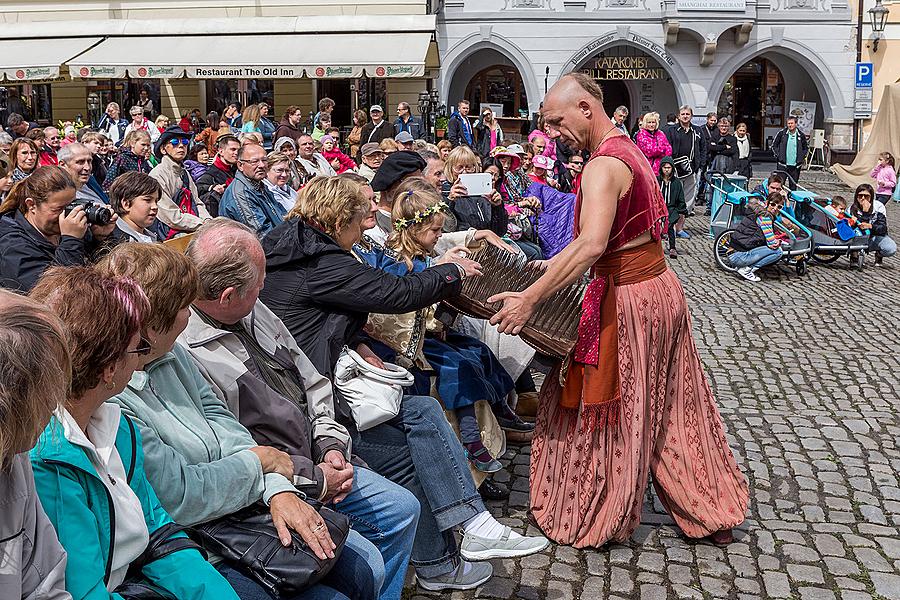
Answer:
[
  {"left": 860, "top": 0, "right": 899, "bottom": 143},
  {"left": 438, "top": 0, "right": 857, "bottom": 154},
  {"left": 0, "top": 0, "right": 440, "bottom": 130}
]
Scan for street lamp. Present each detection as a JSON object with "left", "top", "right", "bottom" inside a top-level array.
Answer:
[
  {"left": 418, "top": 88, "right": 445, "bottom": 142},
  {"left": 869, "top": 0, "right": 889, "bottom": 52}
]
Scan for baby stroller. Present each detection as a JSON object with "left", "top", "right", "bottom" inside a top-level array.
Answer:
[
  {"left": 709, "top": 176, "right": 813, "bottom": 276},
  {"left": 769, "top": 171, "right": 871, "bottom": 269}
]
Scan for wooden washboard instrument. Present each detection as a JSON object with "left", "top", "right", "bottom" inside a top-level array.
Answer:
[{"left": 445, "top": 243, "right": 586, "bottom": 359}]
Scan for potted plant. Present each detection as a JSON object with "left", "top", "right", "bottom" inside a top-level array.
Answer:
[{"left": 435, "top": 116, "right": 449, "bottom": 139}]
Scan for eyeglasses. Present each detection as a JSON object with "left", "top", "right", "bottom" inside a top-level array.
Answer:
[
  {"left": 271, "top": 168, "right": 290, "bottom": 175},
  {"left": 168, "top": 138, "right": 192, "bottom": 147},
  {"left": 240, "top": 157, "right": 266, "bottom": 165},
  {"left": 127, "top": 336, "right": 152, "bottom": 356},
  {"left": 857, "top": 193, "right": 872, "bottom": 198}
]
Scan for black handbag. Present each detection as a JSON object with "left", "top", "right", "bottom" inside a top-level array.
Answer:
[{"left": 194, "top": 501, "right": 349, "bottom": 599}]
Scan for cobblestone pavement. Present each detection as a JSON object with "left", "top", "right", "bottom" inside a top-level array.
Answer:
[{"left": 407, "top": 174, "right": 900, "bottom": 599}]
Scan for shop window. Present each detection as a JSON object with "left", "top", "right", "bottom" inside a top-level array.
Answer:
[
  {"left": 90, "top": 79, "right": 161, "bottom": 124},
  {"left": 356, "top": 78, "right": 387, "bottom": 114},
  {"left": 206, "top": 79, "right": 274, "bottom": 115},
  {"left": 0, "top": 84, "right": 52, "bottom": 125},
  {"left": 465, "top": 65, "right": 528, "bottom": 118},
  {"left": 717, "top": 58, "right": 784, "bottom": 148}
]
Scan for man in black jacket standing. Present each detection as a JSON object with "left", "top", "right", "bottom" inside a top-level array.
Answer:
[
  {"left": 697, "top": 112, "right": 718, "bottom": 206},
  {"left": 195, "top": 134, "right": 239, "bottom": 216},
  {"left": 359, "top": 105, "right": 392, "bottom": 147},
  {"left": 665, "top": 105, "right": 706, "bottom": 226},
  {"left": 771, "top": 116, "right": 808, "bottom": 190}
]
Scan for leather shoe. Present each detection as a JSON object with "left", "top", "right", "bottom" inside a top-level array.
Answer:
[{"left": 478, "top": 478, "right": 510, "bottom": 501}]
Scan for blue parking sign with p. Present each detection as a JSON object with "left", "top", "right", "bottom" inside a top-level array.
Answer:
[{"left": 856, "top": 63, "right": 873, "bottom": 88}]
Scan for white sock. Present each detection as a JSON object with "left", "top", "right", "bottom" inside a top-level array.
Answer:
[{"left": 462, "top": 511, "right": 521, "bottom": 540}]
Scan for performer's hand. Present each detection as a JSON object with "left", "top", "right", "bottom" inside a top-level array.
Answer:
[{"left": 487, "top": 291, "right": 535, "bottom": 335}]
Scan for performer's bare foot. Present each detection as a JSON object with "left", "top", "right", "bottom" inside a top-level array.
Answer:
[{"left": 706, "top": 529, "right": 734, "bottom": 545}]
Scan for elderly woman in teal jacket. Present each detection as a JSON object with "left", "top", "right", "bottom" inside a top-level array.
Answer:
[{"left": 28, "top": 266, "right": 237, "bottom": 600}]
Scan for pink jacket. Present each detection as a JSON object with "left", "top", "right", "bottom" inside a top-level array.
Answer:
[
  {"left": 320, "top": 148, "right": 357, "bottom": 174},
  {"left": 634, "top": 128, "right": 672, "bottom": 175},
  {"left": 870, "top": 163, "right": 897, "bottom": 196},
  {"left": 528, "top": 130, "right": 557, "bottom": 162}
]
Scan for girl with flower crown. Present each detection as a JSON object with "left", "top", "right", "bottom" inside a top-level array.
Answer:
[{"left": 360, "top": 177, "right": 534, "bottom": 475}]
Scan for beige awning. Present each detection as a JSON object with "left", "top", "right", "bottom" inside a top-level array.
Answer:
[
  {"left": 68, "top": 32, "right": 432, "bottom": 79},
  {"left": 0, "top": 37, "right": 101, "bottom": 81}
]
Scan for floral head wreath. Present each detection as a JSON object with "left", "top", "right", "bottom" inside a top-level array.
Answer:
[{"left": 393, "top": 194, "right": 449, "bottom": 232}]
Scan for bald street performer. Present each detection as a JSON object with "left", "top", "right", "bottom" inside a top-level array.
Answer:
[{"left": 489, "top": 73, "right": 748, "bottom": 548}]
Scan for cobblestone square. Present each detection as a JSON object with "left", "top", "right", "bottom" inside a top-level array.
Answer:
[{"left": 410, "top": 175, "right": 900, "bottom": 600}]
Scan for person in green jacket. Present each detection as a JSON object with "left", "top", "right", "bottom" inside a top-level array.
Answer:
[
  {"left": 29, "top": 266, "right": 238, "bottom": 600},
  {"left": 659, "top": 156, "right": 687, "bottom": 258}
]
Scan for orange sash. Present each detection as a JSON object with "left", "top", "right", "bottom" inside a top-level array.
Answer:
[{"left": 561, "top": 241, "right": 667, "bottom": 410}]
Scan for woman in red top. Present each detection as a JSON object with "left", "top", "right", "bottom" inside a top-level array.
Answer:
[{"left": 490, "top": 74, "right": 748, "bottom": 549}]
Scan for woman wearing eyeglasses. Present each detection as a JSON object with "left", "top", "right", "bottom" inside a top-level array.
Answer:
[
  {"left": 850, "top": 183, "right": 896, "bottom": 267},
  {"left": 149, "top": 125, "right": 211, "bottom": 239},
  {"left": 29, "top": 266, "right": 239, "bottom": 600}
]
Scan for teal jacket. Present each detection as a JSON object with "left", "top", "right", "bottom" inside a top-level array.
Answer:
[
  {"left": 111, "top": 343, "right": 296, "bottom": 527},
  {"left": 30, "top": 412, "right": 239, "bottom": 600}
]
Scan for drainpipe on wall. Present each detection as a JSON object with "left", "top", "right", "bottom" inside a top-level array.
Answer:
[{"left": 854, "top": 0, "right": 863, "bottom": 154}]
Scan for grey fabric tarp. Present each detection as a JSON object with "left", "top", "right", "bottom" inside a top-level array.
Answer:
[{"left": 833, "top": 83, "right": 900, "bottom": 188}]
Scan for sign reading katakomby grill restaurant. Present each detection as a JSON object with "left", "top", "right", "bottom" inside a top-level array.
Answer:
[{"left": 582, "top": 56, "right": 665, "bottom": 80}]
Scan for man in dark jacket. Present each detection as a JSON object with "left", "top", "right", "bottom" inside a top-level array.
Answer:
[
  {"left": 393, "top": 102, "right": 425, "bottom": 139},
  {"left": 696, "top": 112, "right": 718, "bottom": 205},
  {"left": 195, "top": 134, "right": 239, "bottom": 217},
  {"left": 771, "top": 116, "right": 808, "bottom": 190},
  {"left": 359, "top": 105, "right": 392, "bottom": 147},
  {"left": 6, "top": 113, "right": 38, "bottom": 140},
  {"left": 664, "top": 106, "right": 706, "bottom": 218},
  {"left": 447, "top": 100, "right": 474, "bottom": 148}
]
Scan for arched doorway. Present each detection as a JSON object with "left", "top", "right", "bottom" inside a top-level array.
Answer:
[
  {"left": 576, "top": 44, "right": 678, "bottom": 132},
  {"left": 717, "top": 52, "right": 824, "bottom": 151},
  {"left": 447, "top": 48, "right": 531, "bottom": 137}
]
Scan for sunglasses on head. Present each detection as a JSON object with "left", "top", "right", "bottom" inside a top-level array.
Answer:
[
  {"left": 168, "top": 138, "right": 192, "bottom": 147},
  {"left": 127, "top": 336, "right": 152, "bottom": 356}
]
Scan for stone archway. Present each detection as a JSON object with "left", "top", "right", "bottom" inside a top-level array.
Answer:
[
  {"left": 560, "top": 30, "right": 697, "bottom": 110},
  {"left": 441, "top": 34, "right": 542, "bottom": 115}
]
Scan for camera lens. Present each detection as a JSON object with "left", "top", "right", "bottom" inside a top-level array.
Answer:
[{"left": 84, "top": 204, "right": 113, "bottom": 226}]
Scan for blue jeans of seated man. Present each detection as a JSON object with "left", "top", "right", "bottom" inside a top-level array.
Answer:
[
  {"left": 352, "top": 394, "right": 487, "bottom": 579},
  {"left": 329, "top": 466, "right": 419, "bottom": 600},
  {"left": 869, "top": 235, "right": 897, "bottom": 257},
  {"left": 729, "top": 246, "right": 783, "bottom": 269},
  {"left": 216, "top": 527, "right": 378, "bottom": 600}
]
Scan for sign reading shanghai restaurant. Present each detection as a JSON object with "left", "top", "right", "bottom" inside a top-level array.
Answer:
[{"left": 582, "top": 56, "right": 665, "bottom": 81}]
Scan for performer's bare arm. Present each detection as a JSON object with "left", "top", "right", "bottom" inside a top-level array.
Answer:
[{"left": 489, "top": 155, "right": 633, "bottom": 334}]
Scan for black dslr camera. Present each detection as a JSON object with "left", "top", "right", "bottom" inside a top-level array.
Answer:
[{"left": 65, "top": 200, "right": 114, "bottom": 226}]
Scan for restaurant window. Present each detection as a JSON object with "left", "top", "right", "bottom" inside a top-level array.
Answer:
[
  {"left": 465, "top": 65, "right": 528, "bottom": 118},
  {"left": 717, "top": 58, "right": 784, "bottom": 148},
  {"left": 90, "top": 79, "right": 160, "bottom": 123},
  {"left": 0, "top": 83, "right": 53, "bottom": 125},
  {"left": 355, "top": 78, "right": 387, "bottom": 114},
  {"left": 206, "top": 79, "right": 275, "bottom": 115}
]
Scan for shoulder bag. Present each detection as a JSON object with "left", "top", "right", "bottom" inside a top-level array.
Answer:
[
  {"left": 333, "top": 346, "right": 414, "bottom": 431},
  {"left": 194, "top": 501, "right": 349, "bottom": 599}
]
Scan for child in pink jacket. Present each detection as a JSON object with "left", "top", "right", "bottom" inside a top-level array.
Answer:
[
  {"left": 319, "top": 135, "right": 357, "bottom": 174},
  {"left": 870, "top": 152, "right": 897, "bottom": 203}
]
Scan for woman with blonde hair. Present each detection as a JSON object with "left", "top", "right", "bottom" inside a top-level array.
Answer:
[
  {"left": 29, "top": 266, "right": 238, "bottom": 599},
  {"left": 261, "top": 175, "right": 547, "bottom": 592},
  {"left": 241, "top": 104, "right": 262, "bottom": 135},
  {"left": 0, "top": 290, "right": 71, "bottom": 600},
  {"left": 634, "top": 111, "right": 672, "bottom": 175},
  {"left": 379, "top": 138, "right": 399, "bottom": 155},
  {"left": 442, "top": 145, "right": 507, "bottom": 235}
]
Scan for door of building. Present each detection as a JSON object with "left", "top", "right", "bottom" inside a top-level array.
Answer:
[
  {"left": 601, "top": 80, "right": 630, "bottom": 127},
  {"left": 318, "top": 79, "right": 352, "bottom": 127}
]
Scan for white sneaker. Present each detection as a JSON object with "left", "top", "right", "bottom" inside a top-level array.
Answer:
[
  {"left": 736, "top": 267, "right": 760, "bottom": 282},
  {"left": 460, "top": 526, "right": 550, "bottom": 561}
]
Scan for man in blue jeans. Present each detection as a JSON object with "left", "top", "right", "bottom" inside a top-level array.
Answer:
[
  {"left": 182, "top": 220, "right": 418, "bottom": 599},
  {"left": 728, "top": 192, "right": 785, "bottom": 282}
]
